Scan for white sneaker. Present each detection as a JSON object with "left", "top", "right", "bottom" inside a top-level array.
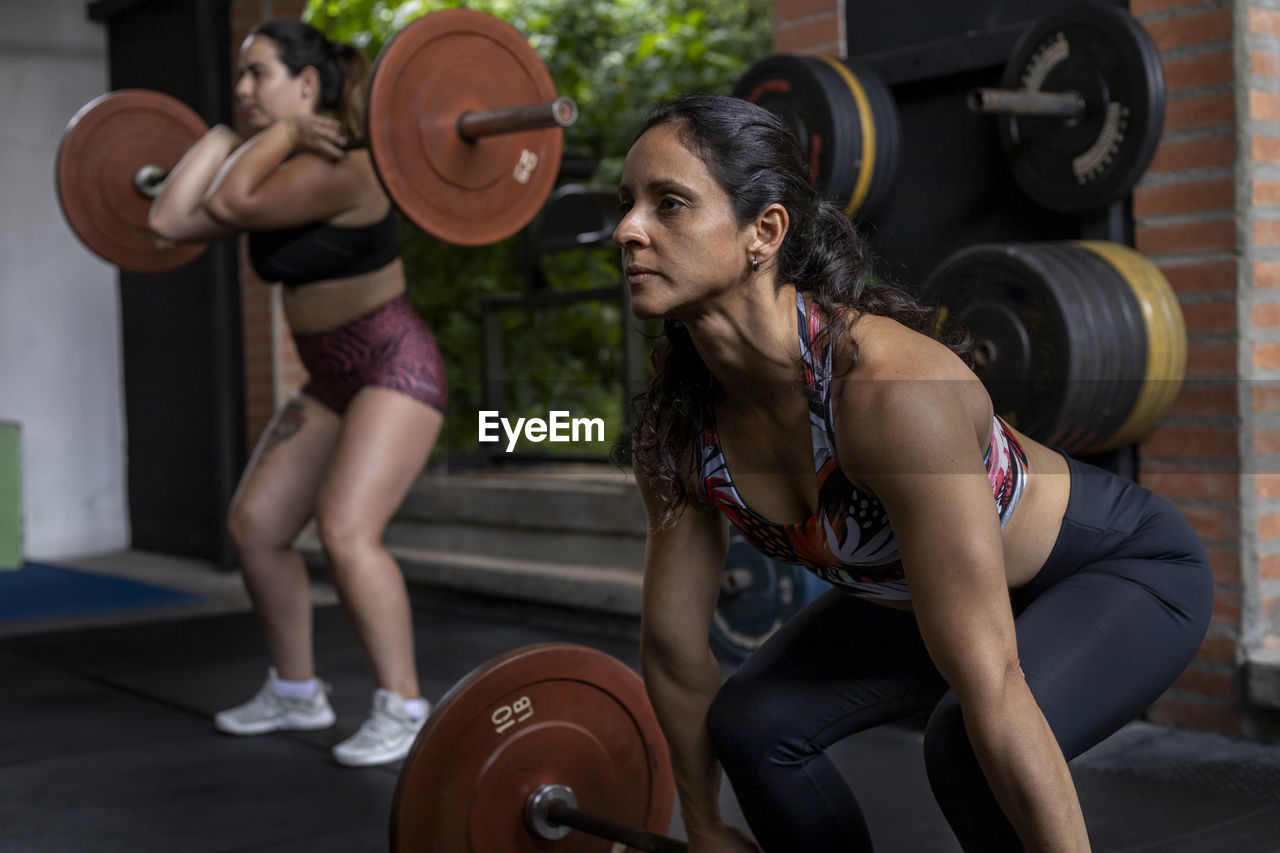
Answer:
[
  {"left": 331, "top": 689, "right": 429, "bottom": 767},
  {"left": 214, "top": 669, "right": 335, "bottom": 735}
]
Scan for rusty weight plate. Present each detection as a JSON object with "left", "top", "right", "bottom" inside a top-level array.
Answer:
[
  {"left": 368, "top": 9, "right": 563, "bottom": 246},
  {"left": 56, "top": 89, "right": 208, "bottom": 272},
  {"left": 391, "top": 643, "right": 676, "bottom": 852}
]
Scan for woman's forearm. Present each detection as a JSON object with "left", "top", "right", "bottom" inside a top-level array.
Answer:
[
  {"left": 641, "top": 642, "right": 727, "bottom": 836},
  {"left": 965, "top": 682, "right": 1091, "bottom": 852},
  {"left": 147, "top": 125, "right": 241, "bottom": 241},
  {"left": 203, "top": 120, "right": 295, "bottom": 221}
]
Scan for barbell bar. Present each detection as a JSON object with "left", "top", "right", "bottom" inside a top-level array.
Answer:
[
  {"left": 967, "top": 87, "right": 1087, "bottom": 119},
  {"left": 56, "top": 9, "right": 578, "bottom": 272}
]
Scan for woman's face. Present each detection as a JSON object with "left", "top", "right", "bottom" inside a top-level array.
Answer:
[
  {"left": 614, "top": 124, "right": 755, "bottom": 320},
  {"left": 235, "top": 35, "right": 315, "bottom": 130}
]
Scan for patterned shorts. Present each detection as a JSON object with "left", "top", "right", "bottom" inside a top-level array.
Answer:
[{"left": 292, "top": 294, "right": 447, "bottom": 415}]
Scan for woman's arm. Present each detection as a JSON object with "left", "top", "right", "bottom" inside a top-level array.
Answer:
[
  {"left": 634, "top": 464, "right": 758, "bottom": 852},
  {"left": 202, "top": 116, "right": 365, "bottom": 230},
  {"left": 841, "top": 377, "right": 1090, "bottom": 853},
  {"left": 147, "top": 125, "right": 242, "bottom": 242}
]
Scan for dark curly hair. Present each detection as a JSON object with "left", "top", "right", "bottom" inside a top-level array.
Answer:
[
  {"left": 617, "top": 94, "right": 968, "bottom": 529},
  {"left": 251, "top": 19, "right": 370, "bottom": 141}
]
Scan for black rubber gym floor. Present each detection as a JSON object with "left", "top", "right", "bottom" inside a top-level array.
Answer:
[{"left": 4, "top": 589, "right": 1280, "bottom": 852}]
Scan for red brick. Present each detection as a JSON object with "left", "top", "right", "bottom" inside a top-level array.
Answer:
[
  {"left": 1180, "top": 506, "right": 1236, "bottom": 542},
  {"left": 1197, "top": 632, "right": 1239, "bottom": 665},
  {"left": 1255, "top": 182, "right": 1280, "bottom": 206},
  {"left": 1146, "top": 8, "right": 1232, "bottom": 52},
  {"left": 1255, "top": 342, "right": 1280, "bottom": 369},
  {"left": 1140, "top": 425, "right": 1237, "bottom": 459},
  {"left": 1265, "top": 594, "right": 1280, "bottom": 623},
  {"left": 1135, "top": 178, "right": 1233, "bottom": 217},
  {"left": 774, "top": 0, "right": 838, "bottom": 22},
  {"left": 1254, "top": 91, "right": 1280, "bottom": 122},
  {"left": 1256, "top": 261, "right": 1280, "bottom": 289},
  {"left": 1262, "top": 554, "right": 1280, "bottom": 579},
  {"left": 1254, "top": 303, "right": 1280, "bottom": 329},
  {"left": 1255, "top": 136, "right": 1280, "bottom": 165},
  {"left": 1141, "top": 470, "right": 1238, "bottom": 501},
  {"left": 1185, "top": 341, "right": 1236, "bottom": 377},
  {"left": 1163, "top": 50, "right": 1234, "bottom": 90},
  {"left": 1136, "top": 220, "right": 1235, "bottom": 255},
  {"left": 1256, "top": 220, "right": 1280, "bottom": 246},
  {"left": 1164, "top": 91, "right": 1234, "bottom": 133},
  {"left": 1251, "top": 7, "right": 1280, "bottom": 39},
  {"left": 1261, "top": 473, "right": 1280, "bottom": 497},
  {"left": 1159, "top": 259, "right": 1236, "bottom": 293},
  {"left": 1172, "top": 665, "right": 1237, "bottom": 698},
  {"left": 1252, "top": 50, "right": 1280, "bottom": 78},
  {"left": 1168, "top": 383, "right": 1235, "bottom": 417},
  {"left": 1211, "top": 589, "right": 1242, "bottom": 625},
  {"left": 1133, "top": 0, "right": 1214, "bottom": 13},
  {"left": 1257, "top": 430, "right": 1280, "bottom": 454},
  {"left": 1182, "top": 301, "right": 1235, "bottom": 335},
  {"left": 1261, "top": 512, "right": 1280, "bottom": 540},
  {"left": 1207, "top": 549, "right": 1241, "bottom": 585},
  {"left": 1255, "top": 385, "right": 1280, "bottom": 411},
  {"left": 1149, "top": 135, "right": 1235, "bottom": 173},
  {"left": 775, "top": 13, "right": 840, "bottom": 52}
]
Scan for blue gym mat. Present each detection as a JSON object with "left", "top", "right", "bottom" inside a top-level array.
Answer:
[{"left": 0, "top": 562, "right": 203, "bottom": 622}]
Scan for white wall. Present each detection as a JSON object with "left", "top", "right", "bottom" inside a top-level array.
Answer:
[{"left": 0, "top": 2, "right": 128, "bottom": 558}]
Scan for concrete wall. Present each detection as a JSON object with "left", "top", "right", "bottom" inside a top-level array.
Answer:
[{"left": 0, "top": 3, "right": 128, "bottom": 559}]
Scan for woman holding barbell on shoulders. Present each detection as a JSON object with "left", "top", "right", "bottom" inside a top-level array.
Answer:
[
  {"left": 148, "top": 18, "right": 444, "bottom": 767},
  {"left": 614, "top": 94, "right": 1212, "bottom": 851}
]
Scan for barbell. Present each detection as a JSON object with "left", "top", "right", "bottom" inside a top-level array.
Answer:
[
  {"left": 735, "top": 1, "right": 1164, "bottom": 219},
  {"left": 55, "top": 9, "right": 577, "bottom": 273},
  {"left": 922, "top": 240, "right": 1185, "bottom": 454},
  {"left": 391, "top": 643, "right": 684, "bottom": 852},
  {"left": 968, "top": 0, "right": 1166, "bottom": 213}
]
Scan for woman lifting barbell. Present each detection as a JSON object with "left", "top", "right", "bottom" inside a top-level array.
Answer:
[
  {"left": 615, "top": 94, "right": 1212, "bottom": 851},
  {"left": 148, "top": 18, "right": 444, "bottom": 767}
]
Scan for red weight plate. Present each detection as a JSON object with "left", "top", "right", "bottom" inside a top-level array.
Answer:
[
  {"left": 391, "top": 643, "right": 676, "bottom": 852},
  {"left": 367, "top": 9, "right": 563, "bottom": 246},
  {"left": 56, "top": 90, "right": 208, "bottom": 272}
]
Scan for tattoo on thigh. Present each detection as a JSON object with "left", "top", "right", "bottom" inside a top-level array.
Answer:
[{"left": 262, "top": 399, "right": 306, "bottom": 456}]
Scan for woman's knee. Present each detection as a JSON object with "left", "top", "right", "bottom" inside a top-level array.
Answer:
[
  {"left": 314, "top": 504, "right": 379, "bottom": 570},
  {"left": 922, "top": 695, "right": 981, "bottom": 790},
  {"left": 707, "top": 672, "right": 794, "bottom": 768},
  {"left": 227, "top": 498, "right": 291, "bottom": 556}
]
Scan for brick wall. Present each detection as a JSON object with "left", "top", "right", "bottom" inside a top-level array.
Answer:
[
  {"left": 230, "top": 0, "right": 308, "bottom": 449},
  {"left": 769, "top": 0, "right": 1280, "bottom": 736}
]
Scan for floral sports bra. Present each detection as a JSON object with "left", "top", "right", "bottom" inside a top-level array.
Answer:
[{"left": 699, "top": 294, "right": 1029, "bottom": 601}]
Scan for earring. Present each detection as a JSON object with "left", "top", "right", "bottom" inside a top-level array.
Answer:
[{"left": 751, "top": 256, "right": 760, "bottom": 273}]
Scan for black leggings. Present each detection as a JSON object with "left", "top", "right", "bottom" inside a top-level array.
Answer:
[{"left": 706, "top": 456, "right": 1213, "bottom": 852}]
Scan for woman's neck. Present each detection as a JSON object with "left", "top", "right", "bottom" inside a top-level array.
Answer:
[{"left": 684, "top": 282, "right": 806, "bottom": 407}]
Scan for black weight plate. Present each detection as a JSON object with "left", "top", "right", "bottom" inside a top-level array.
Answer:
[
  {"left": 1054, "top": 243, "right": 1147, "bottom": 450},
  {"left": 1007, "top": 243, "right": 1106, "bottom": 451},
  {"left": 1029, "top": 244, "right": 1143, "bottom": 451},
  {"left": 923, "top": 244, "right": 1080, "bottom": 443},
  {"left": 735, "top": 54, "right": 898, "bottom": 219},
  {"left": 999, "top": 1, "right": 1165, "bottom": 212}
]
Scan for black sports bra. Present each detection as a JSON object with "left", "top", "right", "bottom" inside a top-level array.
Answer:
[{"left": 247, "top": 207, "right": 397, "bottom": 286}]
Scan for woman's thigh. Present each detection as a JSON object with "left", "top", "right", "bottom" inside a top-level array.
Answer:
[
  {"left": 315, "top": 388, "right": 444, "bottom": 540},
  {"left": 715, "top": 589, "right": 948, "bottom": 750},
  {"left": 230, "top": 394, "right": 343, "bottom": 548}
]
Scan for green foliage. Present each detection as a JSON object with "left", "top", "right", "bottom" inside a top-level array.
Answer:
[{"left": 303, "top": 0, "right": 772, "bottom": 459}]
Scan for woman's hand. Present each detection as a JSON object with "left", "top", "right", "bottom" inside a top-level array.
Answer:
[
  {"left": 688, "top": 822, "right": 761, "bottom": 852},
  {"left": 283, "top": 115, "right": 349, "bottom": 161}
]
